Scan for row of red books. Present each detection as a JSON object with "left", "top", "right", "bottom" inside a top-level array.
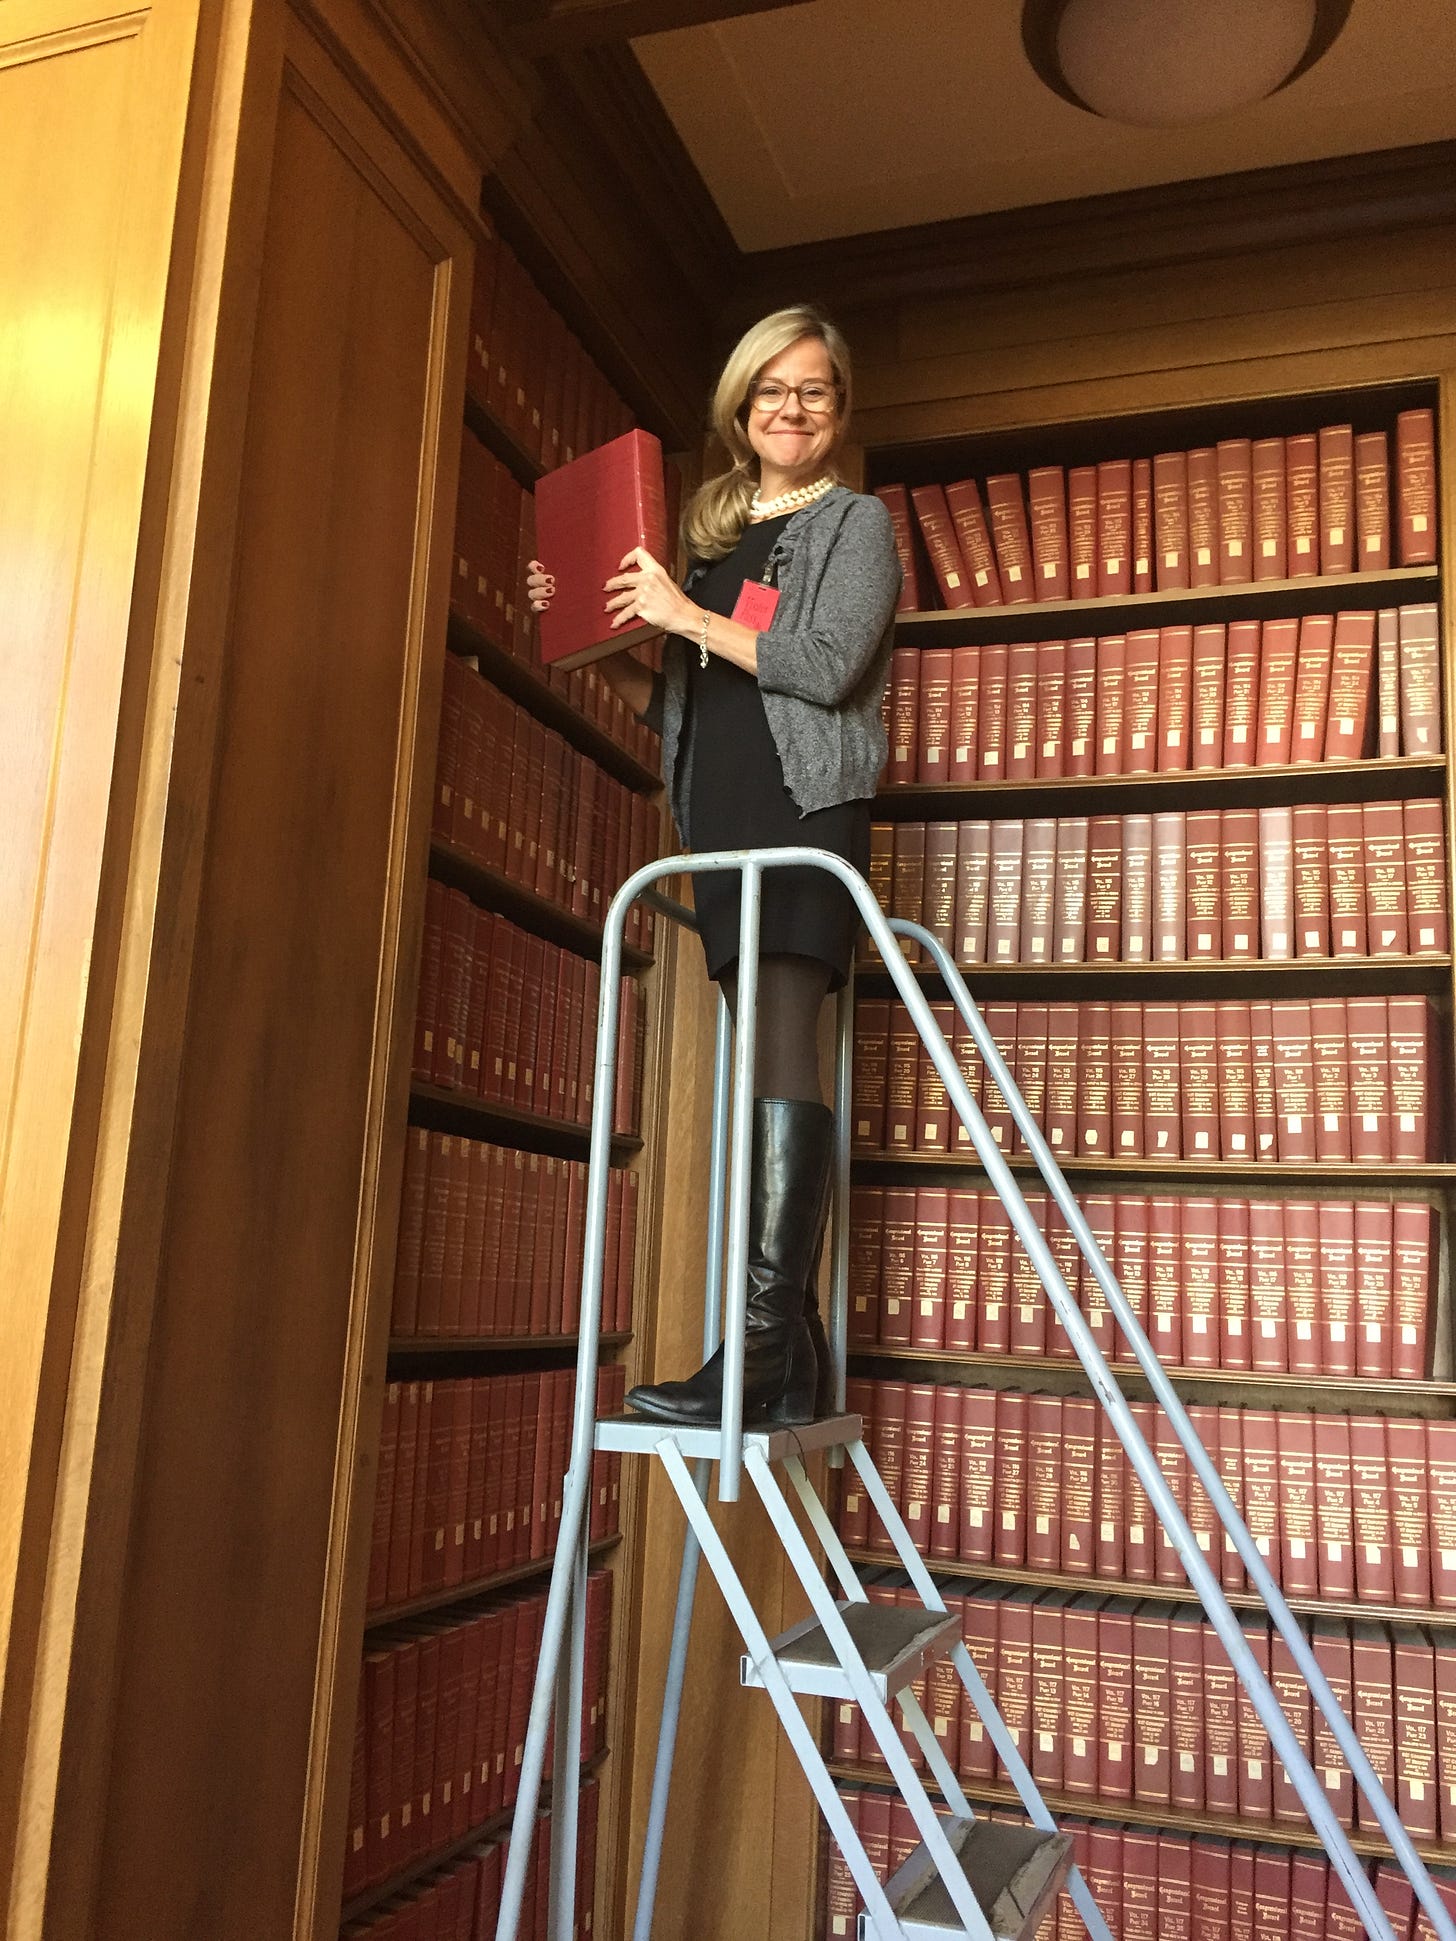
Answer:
[
  {"left": 851, "top": 994, "right": 1443, "bottom": 1165},
  {"left": 367, "top": 1367, "right": 624, "bottom": 1614},
  {"left": 436, "top": 655, "right": 658, "bottom": 951},
  {"left": 393, "top": 1131, "right": 636, "bottom": 1341},
  {"left": 876, "top": 409, "right": 1438, "bottom": 613},
  {"left": 842, "top": 1379, "right": 1456, "bottom": 1609},
  {"left": 870, "top": 797, "right": 1449, "bottom": 968},
  {"left": 848, "top": 1186, "right": 1434, "bottom": 1380},
  {"left": 342, "top": 1789, "right": 598, "bottom": 1941},
  {"left": 416, "top": 889, "right": 646, "bottom": 1135},
  {"left": 883, "top": 606, "right": 1442, "bottom": 785},
  {"left": 344, "top": 1574, "right": 610, "bottom": 1897},
  {"left": 840, "top": 1579, "right": 1454, "bottom": 1845},
  {"left": 827, "top": 1791, "right": 1455, "bottom": 1941},
  {"left": 451, "top": 442, "right": 662, "bottom": 769},
  {"left": 470, "top": 211, "right": 632, "bottom": 475}
]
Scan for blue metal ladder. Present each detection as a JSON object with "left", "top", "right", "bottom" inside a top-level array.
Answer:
[{"left": 492, "top": 847, "right": 1456, "bottom": 1941}]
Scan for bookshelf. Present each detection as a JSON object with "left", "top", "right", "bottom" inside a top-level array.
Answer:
[{"left": 822, "top": 373, "right": 1454, "bottom": 1938}]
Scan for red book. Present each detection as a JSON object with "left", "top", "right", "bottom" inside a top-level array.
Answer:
[
  {"left": 946, "top": 1190, "right": 978, "bottom": 1351},
  {"left": 1216, "top": 1407, "right": 1247, "bottom": 1587},
  {"left": 993, "top": 1389, "right": 1028, "bottom": 1564},
  {"left": 1067, "top": 464, "right": 1097, "bottom": 594},
  {"left": 1181, "top": 1198, "right": 1219, "bottom": 1367},
  {"left": 1097, "top": 458, "right": 1132, "bottom": 597},
  {"left": 1378, "top": 605, "right": 1401, "bottom": 756},
  {"left": 1035, "top": 639, "right": 1067, "bottom": 777},
  {"left": 902, "top": 1382, "right": 937, "bottom": 1553},
  {"left": 1064, "top": 635, "right": 1097, "bottom": 776},
  {"left": 1020, "top": 818, "right": 1057, "bottom": 962},
  {"left": 917, "top": 647, "right": 955, "bottom": 784},
  {"left": 1184, "top": 810, "right": 1221, "bottom": 959},
  {"left": 1061, "top": 1401, "right": 1096, "bottom": 1572},
  {"left": 929, "top": 1384, "right": 963, "bottom": 1559},
  {"left": 535, "top": 429, "right": 667, "bottom": 668},
  {"left": 1168, "top": 1615, "right": 1206, "bottom": 1811},
  {"left": 1251, "top": 435, "right": 1287, "bottom": 580},
  {"left": 1093, "top": 634, "right": 1126, "bottom": 774},
  {"left": 885, "top": 999, "right": 920, "bottom": 1153},
  {"left": 1218, "top": 807, "right": 1257, "bottom": 962},
  {"left": 873, "top": 1379, "right": 908, "bottom": 1530},
  {"left": 1092, "top": 1401, "right": 1122, "bottom": 1573},
  {"left": 1086, "top": 816, "right": 1123, "bottom": 961},
  {"left": 1132, "top": 1603, "right": 1172, "bottom": 1803},
  {"left": 1157, "top": 624, "right": 1194, "bottom": 770},
  {"left": 1249, "top": 1001, "right": 1279, "bottom": 1159},
  {"left": 1248, "top": 1202, "right": 1288, "bottom": 1372},
  {"left": 977, "top": 1194, "right": 1013, "bottom": 1349},
  {"left": 1097, "top": 1607, "right": 1135, "bottom": 1799},
  {"left": 1216, "top": 437, "right": 1253, "bottom": 583},
  {"left": 953, "top": 819, "right": 991, "bottom": 964},
  {"left": 1272, "top": 998, "right": 1316, "bottom": 1160},
  {"left": 1349, "top": 1413, "right": 1396, "bottom": 1600},
  {"left": 924, "top": 820, "right": 959, "bottom": 957},
  {"left": 1142, "top": 1003, "right": 1181, "bottom": 1157},
  {"left": 1153, "top": 809, "right": 1186, "bottom": 961},
  {"left": 1114, "top": 1200, "right": 1151, "bottom": 1369},
  {"left": 1388, "top": 994, "right": 1438, "bottom": 1162},
  {"left": 910, "top": 484, "right": 974, "bottom": 609},
  {"left": 1234, "top": 1612, "right": 1274, "bottom": 1819},
  {"left": 1437, "top": 1635, "right": 1456, "bottom": 1843},
  {"left": 1148, "top": 1195, "right": 1182, "bottom": 1365},
  {"left": 1318, "top": 424, "right": 1355, "bottom": 575},
  {"left": 1284, "top": 1197, "right": 1321, "bottom": 1377},
  {"left": 987, "top": 819, "right": 1024, "bottom": 964},
  {"left": 1076, "top": 1001, "right": 1112, "bottom": 1157},
  {"left": 851, "top": 998, "right": 890, "bottom": 1149},
  {"left": 959, "top": 1389, "right": 997, "bottom": 1563},
  {"left": 1292, "top": 802, "right": 1330, "bottom": 957},
  {"left": 878, "top": 1188, "right": 915, "bottom": 1346},
  {"left": 1393, "top": 1626, "right": 1440, "bottom": 1840},
  {"left": 1121, "top": 811, "right": 1153, "bottom": 961},
  {"left": 948, "top": 644, "right": 981, "bottom": 782},
  {"left": 1122, "top": 628, "right": 1161, "bottom": 773},
  {"left": 1388, "top": 1418, "right": 1433, "bottom": 1608},
  {"left": 1187, "top": 446, "right": 1218, "bottom": 587},
  {"left": 1286, "top": 431, "right": 1319, "bottom": 577},
  {"left": 1399, "top": 602, "right": 1443, "bottom": 754},
  {"left": 1429, "top": 1421, "right": 1456, "bottom": 1610},
  {"left": 1044, "top": 1002, "right": 1080, "bottom": 1158},
  {"left": 1027, "top": 465, "right": 1069, "bottom": 600},
  {"left": 1132, "top": 455, "right": 1154, "bottom": 591},
  {"left": 1006, "top": 640, "right": 1039, "bottom": 779},
  {"left": 1351, "top": 1622, "right": 1397, "bottom": 1833},
  {"left": 1222, "top": 619, "right": 1261, "bottom": 766},
  {"left": 838, "top": 1379, "right": 872, "bottom": 1548},
  {"left": 1278, "top": 1408, "right": 1320, "bottom": 1596},
  {"left": 1405, "top": 797, "right": 1450, "bottom": 954},
  {"left": 1062, "top": 1597, "right": 1100, "bottom": 1797},
  {"left": 1356, "top": 428, "right": 1391, "bottom": 569},
  {"left": 1201, "top": 1622, "right": 1239, "bottom": 1818},
  {"left": 1324, "top": 610, "right": 1376, "bottom": 761},
  {"left": 1364, "top": 797, "right": 1409, "bottom": 956},
  {"left": 886, "top": 645, "right": 920, "bottom": 785},
  {"left": 1026, "top": 1394, "right": 1063, "bottom": 1569},
  {"left": 1053, "top": 817, "right": 1089, "bottom": 963},
  {"left": 945, "top": 478, "right": 1004, "bottom": 604},
  {"left": 875, "top": 484, "right": 925, "bottom": 612},
  {"left": 1254, "top": 616, "right": 1300, "bottom": 765},
  {"left": 1153, "top": 449, "right": 1190, "bottom": 589},
  {"left": 1190, "top": 624, "right": 1226, "bottom": 768},
  {"left": 911, "top": 1186, "right": 949, "bottom": 1346},
  {"left": 1216, "top": 1004, "right": 1256, "bottom": 1161},
  {"left": 1111, "top": 1003, "right": 1145, "bottom": 1159},
  {"left": 1396, "top": 407, "right": 1438, "bottom": 565},
  {"left": 985, "top": 473, "right": 1035, "bottom": 604},
  {"left": 1392, "top": 1200, "right": 1436, "bottom": 1380},
  {"left": 1326, "top": 802, "right": 1367, "bottom": 956},
  {"left": 1347, "top": 995, "right": 1391, "bottom": 1162},
  {"left": 976, "top": 643, "right": 1008, "bottom": 777},
  {"left": 1179, "top": 1003, "right": 1218, "bottom": 1160}
]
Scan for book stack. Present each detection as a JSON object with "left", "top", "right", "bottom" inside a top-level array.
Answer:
[
  {"left": 342, "top": 1783, "right": 600, "bottom": 1939},
  {"left": 437, "top": 655, "right": 660, "bottom": 945},
  {"left": 867, "top": 797, "right": 1448, "bottom": 967},
  {"left": 366, "top": 1366, "right": 625, "bottom": 1614},
  {"left": 847, "top": 1187, "right": 1435, "bottom": 1378},
  {"left": 825, "top": 1791, "right": 1456, "bottom": 1941},
  {"left": 415, "top": 893, "right": 646, "bottom": 1136},
  {"left": 874, "top": 410, "right": 1438, "bottom": 614},
  {"left": 853, "top": 994, "right": 1442, "bottom": 1165},
  {"left": 841, "top": 1379, "right": 1456, "bottom": 1606},
  {"left": 342, "top": 1574, "right": 611, "bottom": 1899},
  {"left": 393, "top": 1131, "right": 636, "bottom": 1340}
]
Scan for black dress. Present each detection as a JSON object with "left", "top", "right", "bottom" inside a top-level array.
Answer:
[{"left": 681, "top": 511, "right": 870, "bottom": 988}]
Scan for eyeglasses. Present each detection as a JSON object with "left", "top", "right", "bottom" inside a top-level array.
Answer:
[{"left": 748, "top": 379, "right": 841, "bottom": 415}]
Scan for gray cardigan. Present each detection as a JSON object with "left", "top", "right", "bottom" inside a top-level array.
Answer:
[{"left": 644, "top": 484, "right": 902, "bottom": 831}]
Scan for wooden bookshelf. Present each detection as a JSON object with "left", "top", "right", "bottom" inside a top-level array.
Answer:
[
  {"left": 364, "top": 1533, "right": 621, "bottom": 1632},
  {"left": 849, "top": 1150, "right": 1456, "bottom": 1186},
  {"left": 892, "top": 561, "right": 1439, "bottom": 647},
  {"left": 464, "top": 382, "right": 546, "bottom": 491},
  {"left": 429, "top": 838, "right": 654, "bottom": 971},
  {"left": 408, "top": 1079, "right": 644, "bottom": 1157},
  {"left": 389, "top": 1329, "right": 633, "bottom": 1358},
  {"left": 855, "top": 953, "right": 1452, "bottom": 998}
]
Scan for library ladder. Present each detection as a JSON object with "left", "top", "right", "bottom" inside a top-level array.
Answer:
[{"left": 492, "top": 847, "right": 1456, "bottom": 1941}]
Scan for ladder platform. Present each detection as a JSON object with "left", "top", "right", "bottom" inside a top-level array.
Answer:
[
  {"left": 593, "top": 1411, "right": 861, "bottom": 1461},
  {"left": 741, "top": 1600, "right": 959, "bottom": 1700},
  {"left": 860, "top": 1817, "right": 1073, "bottom": 1941}
]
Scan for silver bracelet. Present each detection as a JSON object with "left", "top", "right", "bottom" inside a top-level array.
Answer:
[{"left": 697, "top": 609, "right": 710, "bottom": 669}]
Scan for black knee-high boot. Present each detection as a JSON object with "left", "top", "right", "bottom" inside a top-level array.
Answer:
[{"left": 626, "top": 1097, "right": 834, "bottom": 1427}]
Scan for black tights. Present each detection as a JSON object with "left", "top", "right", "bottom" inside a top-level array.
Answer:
[{"left": 719, "top": 953, "right": 833, "bottom": 1105}]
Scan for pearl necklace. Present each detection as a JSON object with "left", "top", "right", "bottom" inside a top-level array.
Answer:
[{"left": 749, "top": 474, "right": 835, "bottom": 518}]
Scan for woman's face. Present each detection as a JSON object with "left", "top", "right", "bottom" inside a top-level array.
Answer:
[{"left": 744, "top": 334, "right": 841, "bottom": 485}]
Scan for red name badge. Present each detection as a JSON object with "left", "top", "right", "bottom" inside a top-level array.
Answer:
[{"left": 731, "top": 579, "right": 780, "bottom": 630}]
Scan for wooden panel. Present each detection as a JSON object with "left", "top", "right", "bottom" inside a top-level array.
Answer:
[{"left": 72, "top": 15, "right": 472, "bottom": 1934}]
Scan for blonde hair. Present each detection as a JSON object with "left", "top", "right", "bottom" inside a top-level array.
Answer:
[{"left": 683, "top": 304, "right": 852, "bottom": 562}]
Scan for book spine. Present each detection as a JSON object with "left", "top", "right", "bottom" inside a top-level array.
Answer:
[
  {"left": 1122, "top": 628, "right": 1161, "bottom": 774},
  {"left": 874, "top": 484, "right": 924, "bottom": 611},
  {"left": 1187, "top": 446, "right": 1218, "bottom": 587},
  {"left": 1157, "top": 624, "right": 1193, "bottom": 770},
  {"left": 1377, "top": 606, "right": 1401, "bottom": 757},
  {"left": 1355, "top": 429, "right": 1391, "bottom": 569},
  {"left": 977, "top": 644, "right": 1008, "bottom": 778},
  {"left": 1190, "top": 624, "right": 1226, "bottom": 769},
  {"left": 1259, "top": 803, "right": 1295, "bottom": 960},
  {"left": 1053, "top": 817, "right": 1089, "bottom": 964},
  {"left": 1222, "top": 619, "right": 1261, "bottom": 766},
  {"left": 1153, "top": 449, "right": 1190, "bottom": 590},
  {"left": 910, "top": 483, "right": 975, "bottom": 609},
  {"left": 1251, "top": 435, "right": 1287, "bottom": 580},
  {"left": 1286, "top": 431, "right": 1320, "bottom": 578},
  {"left": 1035, "top": 639, "right": 1067, "bottom": 778},
  {"left": 1096, "top": 458, "right": 1132, "bottom": 597},
  {"left": 944, "top": 479, "right": 1004, "bottom": 604},
  {"left": 1325, "top": 611, "right": 1377, "bottom": 761},
  {"left": 1006, "top": 641, "right": 1040, "bottom": 780},
  {"left": 1398, "top": 602, "right": 1443, "bottom": 754},
  {"left": 1216, "top": 437, "right": 1253, "bottom": 584},
  {"left": 949, "top": 644, "right": 981, "bottom": 783},
  {"left": 886, "top": 646, "right": 920, "bottom": 785},
  {"left": 1093, "top": 635, "right": 1126, "bottom": 775},
  {"left": 1215, "top": 1006, "right": 1255, "bottom": 1162},
  {"left": 1396, "top": 408, "right": 1438, "bottom": 566},
  {"left": 985, "top": 473, "right": 1036, "bottom": 604},
  {"left": 1318, "top": 424, "right": 1355, "bottom": 574},
  {"left": 917, "top": 647, "right": 954, "bottom": 784},
  {"left": 1363, "top": 797, "right": 1409, "bottom": 955},
  {"left": 1027, "top": 465, "right": 1070, "bottom": 600},
  {"left": 1132, "top": 455, "right": 1154, "bottom": 592},
  {"left": 1067, "top": 464, "right": 1097, "bottom": 595}
]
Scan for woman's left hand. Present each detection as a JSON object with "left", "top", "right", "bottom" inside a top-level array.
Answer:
[{"left": 604, "top": 548, "right": 699, "bottom": 637}]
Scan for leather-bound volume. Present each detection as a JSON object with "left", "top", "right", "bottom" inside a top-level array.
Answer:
[
  {"left": 1066, "top": 463, "right": 1097, "bottom": 593},
  {"left": 1437, "top": 1632, "right": 1456, "bottom": 1843},
  {"left": 1060, "top": 1400, "right": 1096, "bottom": 1573},
  {"left": 1007, "top": 641, "right": 1039, "bottom": 779},
  {"left": 1181, "top": 1198, "right": 1219, "bottom": 1366},
  {"left": 1278, "top": 1406, "right": 1320, "bottom": 1593},
  {"left": 1168, "top": 1615, "right": 1206, "bottom": 1811},
  {"left": 1216, "top": 1406, "right": 1247, "bottom": 1587},
  {"left": 917, "top": 647, "right": 955, "bottom": 783},
  {"left": 875, "top": 484, "right": 926, "bottom": 613},
  {"left": 924, "top": 821, "right": 959, "bottom": 959},
  {"left": 1429, "top": 1420, "right": 1456, "bottom": 1609},
  {"left": 1289, "top": 612, "right": 1335, "bottom": 761},
  {"left": 1216, "top": 437, "right": 1254, "bottom": 583},
  {"left": 1392, "top": 1200, "right": 1436, "bottom": 1380},
  {"left": 1153, "top": 448, "right": 1190, "bottom": 589},
  {"left": 987, "top": 818, "right": 1024, "bottom": 964},
  {"left": 985, "top": 472, "right": 1036, "bottom": 604},
  {"left": 1190, "top": 623, "right": 1226, "bottom": 769},
  {"left": 1044, "top": 1002, "right": 1081, "bottom": 1157},
  {"left": 992, "top": 1389, "right": 1029, "bottom": 1565},
  {"left": 954, "top": 1388, "right": 996, "bottom": 1564},
  {"left": 1285, "top": 431, "right": 1319, "bottom": 577},
  {"left": 1131, "top": 1603, "right": 1172, "bottom": 1804},
  {"left": 1011, "top": 1006, "right": 1049, "bottom": 1155},
  {"left": 1311, "top": 995, "right": 1351, "bottom": 1162},
  {"left": 536, "top": 429, "right": 667, "bottom": 668},
  {"left": 1095, "top": 1605, "right": 1134, "bottom": 1799},
  {"left": 910, "top": 483, "right": 974, "bottom": 609},
  {"left": 1060, "top": 1596, "right": 1100, "bottom": 1796},
  {"left": 949, "top": 643, "right": 981, "bottom": 781},
  {"left": 1324, "top": 610, "right": 1376, "bottom": 761},
  {"left": 1121, "top": 811, "right": 1153, "bottom": 962},
  {"left": 1363, "top": 797, "right": 1409, "bottom": 956},
  {"left": 851, "top": 998, "right": 890, "bottom": 1149},
  {"left": 1350, "top": 1621, "right": 1398, "bottom": 1832},
  {"left": 1248, "top": 1201, "right": 1288, "bottom": 1372},
  {"left": 848, "top": 1186, "right": 883, "bottom": 1346},
  {"left": 1094, "top": 634, "right": 1126, "bottom": 774},
  {"left": 1216, "top": 1004, "right": 1256, "bottom": 1161},
  {"left": 1316, "top": 1200, "right": 1357, "bottom": 1376},
  {"left": 1092, "top": 1400, "right": 1122, "bottom": 1575},
  {"left": 1252, "top": 435, "right": 1287, "bottom": 579},
  {"left": 1086, "top": 816, "right": 1123, "bottom": 960},
  {"left": 1153, "top": 809, "right": 1187, "bottom": 961},
  {"left": 1347, "top": 995, "right": 1391, "bottom": 1162},
  {"left": 1255, "top": 616, "right": 1300, "bottom": 765},
  {"left": 1404, "top": 797, "right": 1450, "bottom": 954},
  {"left": 1326, "top": 802, "right": 1368, "bottom": 956},
  {"left": 977, "top": 1192, "right": 1013, "bottom": 1349},
  {"left": 1187, "top": 446, "right": 1219, "bottom": 587},
  {"left": 946, "top": 1189, "right": 979, "bottom": 1352},
  {"left": 1222, "top": 619, "right": 1261, "bottom": 766},
  {"left": 1076, "top": 1002, "right": 1112, "bottom": 1156},
  {"left": 1318, "top": 423, "right": 1356, "bottom": 575},
  {"left": 1185, "top": 809, "right": 1222, "bottom": 958},
  {"left": 1270, "top": 1622, "right": 1312, "bottom": 1824},
  {"left": 1123, "top": 628, "right": 1160, "bottom": 774},
  {"left": 945, "top": 478, "right": 1004, "bottom": 604},
  {"left": 1309, "top": 1619, "right": 1355, "bottom": 1825},
  {"left": 1111, "top": 1004, "right": 1145, "bottom": 1158},
  {"left": 902, "top": 1381, "right": 938, "bottom": 1552},
  {"left": 1131, "top": 455, "right": 1154, "bottom": 592},
  {"left": 1388, "top": 994, "right": 1438, "bottom": 1162},
  {"left": 1377, "top": 605, "right": 1401, "bottom": 756},
  {"left": 872, "top": 1379, "right": 908, "bottom": 1526},
  {"left": 878, "top": 1188, "right": 916, "bottom": 1346},
  {"left": 1114, "top": 1199, "right": 1151, "bottom": 1369},
  {"left": 981, "top": 1001, "right": 1018, "bottom": 1151},
  {"left": 1349, "top": 1412, "right": 1396, "bottom": 1600},
  {"left": 1026, "top": 1393, "right": 1063, "bottom": 1569},
  {"left": 1143, "top": 1002, "right": 1181, "bottom": 1157},
  {"left": 1396, "top": 407, "right": 1438, "bottom": 565},
  {"left": 1399, "top": 602, "right": 1443, "bottom": 754},
  {"left": 959, "top": 1592, "right": 999, "bottom": 1776},
  {"left": 1053, "top": 816, "right": 1090, "bottom": 962},
  {"left": 1021, "top": 818, "right": 1057, "bottom": 963},
  {"left": 1177, "top": 1005, "right": 1219, "bottom": 1163},
  {"left": 911, "top": 1187, "right": 950, "bottom": 1346},
  {"left": 887, "top": 645, "right": 919, "bottom": 784},
  {"left": 1388, "top": 1417, "right": 1433, "bottom": 1608},
  {"left": 1035, "top": 638, "right": 1067, "bottom": 777},
  {"left": 1393, "top": 1625, "right": 1440, "bottom": 1841},
  {"left": 1148, "top": 1195, "right": 1182, "bottom": 1365},
  {"left": 1028, "top": 465, "right": 1070, "bottom": 600},
  {"left": 1157, "top": 623, "right": 1194, "bottom": 770},
  {"left": 954, "top": 818, "right": 991, "bottom": 963},
  {"left": 1313, "top": 1412, "right": 1356, "bottom": 1600},
  {"left": 1064, "top": 635, "right": 1097, "bottom": 776},
  {"left": 1095, "top": 458, "right": 1132, "bottom": 597},
  {"left": 1249, "top": 1001, "right": 1279, "bottom": 1160},
  {"left": 1220, "top": 807, "right": 1259, "bottom": 959},
  {"left": 1234, "top": 1611, "right": 1274, "bottom": 1820},
  {"left": 1355, "top": 429, "right": 1391, "bottom": 568},
  {"left": 1292, "top": 802, "right": 1330, "bottom": 956},
  {"left": 890, "top": 819, "right": 927, "bottom": 950},
  {"left": 1272, "top": 999, "right": 1316, "bottom": 1162},
  {"left": 1201, "top": 1619, "right": 1239, "bottom": 1818},
  {"left": 977, "top": 642, "right": 1008, "bottom": 777}
]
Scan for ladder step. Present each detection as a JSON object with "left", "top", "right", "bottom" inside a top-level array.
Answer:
[
  {"left": 741, "top": 1601, "right": 959, "bottom": 1700},
  {"left": 858, "top": 1817, "right": 1073, "bottom": 1941},
  {"left": 593, "top": 1410, "right": 861, "bottom": 1462}
]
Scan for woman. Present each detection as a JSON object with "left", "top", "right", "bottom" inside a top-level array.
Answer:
[{"left": 528, "top": 304, "right": 901, "bottom": 1427}]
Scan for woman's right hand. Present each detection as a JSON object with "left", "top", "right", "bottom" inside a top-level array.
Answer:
[{"left": 527, "top": 559, "right": 555, "bottom": 612}]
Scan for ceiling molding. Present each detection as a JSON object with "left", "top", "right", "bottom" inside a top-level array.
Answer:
[
  {"left": 733, "top": 139, "right": 1456, "bottom": 323},
  {"left": 501, "top": 0, "right": 811, "bottom": 58}
]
